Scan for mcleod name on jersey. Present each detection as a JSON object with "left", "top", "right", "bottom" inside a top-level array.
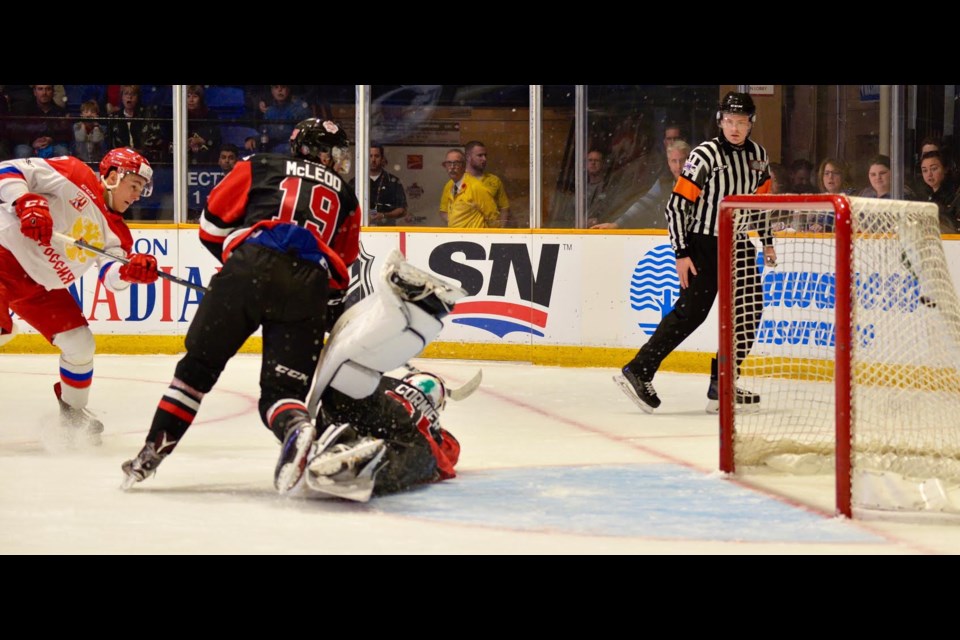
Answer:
[{"left": 198, "top": 153, "right": 361, "bottom": 288}]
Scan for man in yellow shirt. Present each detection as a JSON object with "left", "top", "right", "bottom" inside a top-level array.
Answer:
[
  {"left": 438, "top": 149, "right": 500, "bottom": 228},
  {"left": 464, "top": 140, "right": 510, "bottom": 227}
]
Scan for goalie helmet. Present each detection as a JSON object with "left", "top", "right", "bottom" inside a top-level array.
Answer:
[
  {"left": 403, "top": 372, "right": 447, "bottom": 412},
  {"left": 99, "top": 147, "right": 154, "bottom": 197},
  {"left": 290, "top": 118, "right": 350, "bottom": 167},
  {"left": 716, "top": 91, "right": 756, "bottom": 125}
]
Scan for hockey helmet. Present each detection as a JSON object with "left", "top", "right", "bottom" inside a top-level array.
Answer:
[
  {"left": 290, "top": 118, "right": 350, "bottom": 166},
  {"left": 99, "top": 147, "right": 154, "bottom": 197},
  {"left": 403, "top": 372, "right": 447, "bottom": 412},
  {"left": 716, "top": 91, "right": 756, "bottom": 125}
]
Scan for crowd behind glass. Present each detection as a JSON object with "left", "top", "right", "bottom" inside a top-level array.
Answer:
[{"left": 1, "top": 84, "right": 956, "bottom": 233}]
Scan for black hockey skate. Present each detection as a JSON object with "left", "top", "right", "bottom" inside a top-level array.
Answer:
[
  {"left": 121, "top": 442, "right": 167, "bottom": 489},
  {"left": 274, "top": 418, "right": 317, "bottom": 494},
  {"left": 54, "top": 382, "right": 104, "bottom": 446},
  {"left": 705, "top": 377, "right": 760, "bottom": 414},
  {"left": 613, "top": 365, "right": 661, "bottom": 413}
]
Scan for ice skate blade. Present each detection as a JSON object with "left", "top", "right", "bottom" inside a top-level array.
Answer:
[{"left": 613, "top": 375, "right": 655, "bottom": 414}]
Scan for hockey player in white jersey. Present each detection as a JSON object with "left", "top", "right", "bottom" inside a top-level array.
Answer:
[{"left": 0, "top": 148, "right": 160, "bottom": 444}]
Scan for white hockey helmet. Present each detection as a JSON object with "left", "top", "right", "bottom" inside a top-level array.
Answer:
[{"left": 403, "top": 372, "right": 447, "bottom": 411}]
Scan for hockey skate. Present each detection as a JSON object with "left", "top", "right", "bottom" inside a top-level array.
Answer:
[
  {"left": 304, "top": 423, "right": 387, "bottom": 503},
  {"left": 121, "top": 442, "right": 167, "bottom": 489},
  {"left": 614, "top": 365, "right": 661, "bottom": 413},
  {"left": 705, "top": 377, "right": 760, "bottom": 414},
  {"left": 383, "top": 249, "right": 466, "bottom": 317},
  {"left": 274, "top": 417, "right": 317, "bottom": 494},
  {"left": 54, "top": 382, "right": 104, "bottom": 446}
]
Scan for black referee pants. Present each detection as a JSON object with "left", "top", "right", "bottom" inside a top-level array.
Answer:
[{"left": 627, "top": 233, "right": 763, "bottom": 381}]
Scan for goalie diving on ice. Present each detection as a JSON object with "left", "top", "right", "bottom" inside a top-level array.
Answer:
[{"left": 275, "top": 249, "right": 480, "bottom": 502}]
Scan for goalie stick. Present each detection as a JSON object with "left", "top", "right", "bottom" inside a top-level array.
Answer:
[
  {"left": 53, "top": 232, "right": 209, "bottom": 293},
  {"left": 405, "top": 363, "right": 482, "bottom": 401}
]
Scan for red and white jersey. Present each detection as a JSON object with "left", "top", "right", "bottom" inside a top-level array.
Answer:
[{"left": 0, "top": 156, "right": 133, "bottom": 290}]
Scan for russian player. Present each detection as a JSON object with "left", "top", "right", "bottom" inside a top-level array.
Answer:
[
  {"left": 121, "top": 118, "right": 362, "bottom": 489},
  {"left": 0, "top": 148, "right": 159, "bottom": 443}
]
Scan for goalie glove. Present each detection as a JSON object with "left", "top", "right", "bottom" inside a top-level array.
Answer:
[
  {"left": 119, "top": 253, "right": 159, "bottom": 284},
  {"left": 15, "top": 193, "right": 53, "bottom": 245}
]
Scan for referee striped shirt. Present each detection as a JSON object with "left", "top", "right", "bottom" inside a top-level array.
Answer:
[{"left": 664, "top": 136, "right": 771, "bottom": 258}]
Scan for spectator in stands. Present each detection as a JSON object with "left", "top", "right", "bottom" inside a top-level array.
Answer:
[
  {"left": 591, "top": 139, "right": 691, "bottom": 229},
  {"left": 549, "top": 148, "right": 612, "bottom": 228},
  {"left": 244, "top": 136, "right": 258, "bottom": 154},
  {"left": 218, "top": 143, "right": 239, "bottom": 173},
  {"left": 9, "top": 85, "right": 71, "bottom": 159},
  {"left": 766, "top": 162, "right": 798, "bottom": 232},
  {"left": 789, "top": 158, "right": 817, "bottom": 193},
  {"left": 260, "top": 85, "right": 312, "bottom": 151},
  {"left": 859, "top": 154, "right": 914, "bottom": 200},
  {"left": 803, "top": 157, "right": 856, "bottom": 231},
  {"left": 349, "top": 144, "right": 407, "bottom": 226},
  {"left": 918, "top": 150, "right": 960, "bottom": 232},
  {"left": 464, "top": 140, "right": 511, "bottom": 227},
  {"left": 106, "top": 85, "right": 168, "bottom": 164},
  {"left": 72, "top": 100, "right": 105, "bottom": 163},
  {"left": 438, "top": 149, "right": 500, "bottom": 228},
  {"left": 186, "top": 85, "right": 220, "bottom": 165},
  {"left": 769, "top": 162, "right": 790, "bottom": 194}
]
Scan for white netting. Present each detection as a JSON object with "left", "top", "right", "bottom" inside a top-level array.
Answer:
[{"left": 727, "top": 196, "right": 960, "bottom": 513}]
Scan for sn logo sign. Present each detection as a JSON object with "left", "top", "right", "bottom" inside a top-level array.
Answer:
[{"left": 428, "top": 242, "right": 560, "bottom": 338}]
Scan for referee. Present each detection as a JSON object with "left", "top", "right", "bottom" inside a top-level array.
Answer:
[{"left": 616, "top": 91, "right": 777, "bottom": 414}]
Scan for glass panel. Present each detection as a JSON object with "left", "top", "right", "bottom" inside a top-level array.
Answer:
[
  {"left": 0, "top": 84, "right": 174, "bottom": 221},
  {"left": 369, "top": 85, "right": 529, "bottom": 228},
  {"left": 182, "top": 84, "right": 355, "bottom": 222},
  {"left": 547, "top": 85, "right": 718, "bottom": 229},
  {"left": 542, "top": 85, "right": 574, "bottom": 228}
]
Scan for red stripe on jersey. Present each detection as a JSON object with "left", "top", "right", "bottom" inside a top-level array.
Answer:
[
  {"left": 206, "top": 160, "right": 252, "bottom": 226},
  {"left": 199, "top": 227, "right": 226, "bottom": 247},
  {"left": 159, "top": 399, "right": 197, "bottom": 424},
  {"left": 754, "top": 177, "right": 772, "bottom": 194}
]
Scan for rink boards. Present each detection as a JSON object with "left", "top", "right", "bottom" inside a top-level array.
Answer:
[{"left": 5, "top": 226, "right": 960, "bottom": 371}]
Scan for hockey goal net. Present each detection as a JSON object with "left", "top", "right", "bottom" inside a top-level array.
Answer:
[{"left": 718, "top": 194, "right": 960, "bottom": 518}]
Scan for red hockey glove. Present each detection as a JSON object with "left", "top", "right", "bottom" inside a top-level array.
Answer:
[
  {"left": 15, "top": 193, "right": 53, "bottom": 245},
  {"left": 119, "top": 253, "right": 159, "bottom": 284}
]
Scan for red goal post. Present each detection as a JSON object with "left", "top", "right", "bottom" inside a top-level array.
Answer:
[{"left": 718, "top": 194, "right": 960, "bottom": 519}]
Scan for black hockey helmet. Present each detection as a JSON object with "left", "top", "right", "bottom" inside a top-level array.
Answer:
[
  {"left": 290, "top": 118, "right": 350, "bottom": 164},
  {"left": 716, "top": 91, "right": 757, "bottom": 124}
]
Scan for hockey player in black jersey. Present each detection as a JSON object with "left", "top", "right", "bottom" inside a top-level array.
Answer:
[{"left": 122, "top": 118, "right": 361, "bottom": 489}]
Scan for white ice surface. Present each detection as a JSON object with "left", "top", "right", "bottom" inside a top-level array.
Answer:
[{"left": 1, "top": 353, "right": 958, "bottom": 555}]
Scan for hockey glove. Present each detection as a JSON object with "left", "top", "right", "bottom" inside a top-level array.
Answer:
[
  {"left": 15, "top": 193, "right": 53, "bottom": 245},
  {"left": 119, "top": 253, "right": 159, "bottom": 284}
]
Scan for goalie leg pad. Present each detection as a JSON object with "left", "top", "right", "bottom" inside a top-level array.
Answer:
[{"left": 308, "top": 254, "right": 465, "bottom": 413}]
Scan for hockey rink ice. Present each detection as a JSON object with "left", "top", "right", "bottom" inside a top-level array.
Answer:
[{"left": 2, "top": 353, "right": 959, "bottom": 555}]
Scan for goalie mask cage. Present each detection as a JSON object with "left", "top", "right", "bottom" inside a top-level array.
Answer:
[{"left": 718, "top": 194, "right": 960, "bottom": 518}]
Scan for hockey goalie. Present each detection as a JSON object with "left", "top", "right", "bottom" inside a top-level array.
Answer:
[{"left": 277, "top": 249, "right": 477, "bottom": 502}]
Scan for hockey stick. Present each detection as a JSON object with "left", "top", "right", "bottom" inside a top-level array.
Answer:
[
  {"left": 448, "top": 368, "right": 482, "bottom": 401},
  {"left": 52, "top": 232, "right": 209, "bottom": 293},
  {"left": 405, "top": 363, "right": 482, "bottom": 402}
]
